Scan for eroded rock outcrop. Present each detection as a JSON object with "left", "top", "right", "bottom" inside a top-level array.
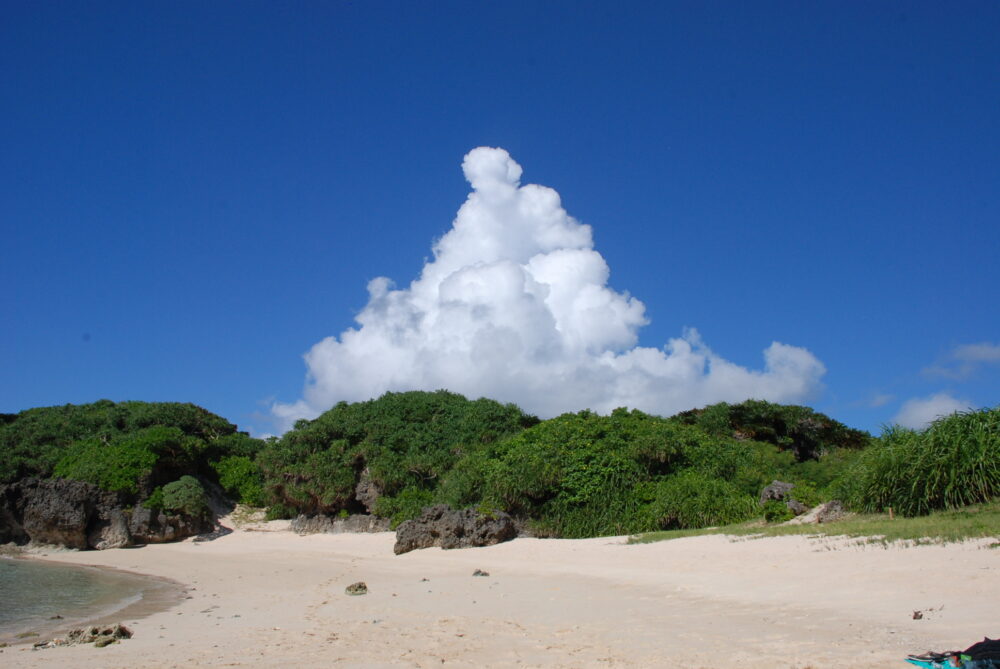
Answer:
[
  {"left": 291, "top": 513, "right": 390, "bottom": 535},
  {"left": 393, "top": 504, "right": 517, "bottom": 555},
  {"left": 354, "top": 468, "right": 383, "bottom": 514},
  {"left": 785, "top": 499, "right": 849, "bottom": 525},
  {"left": 759, "top": 480, "right": 808, "bottom": 515},
  {"left": 0, "top": 478, "right": 213, "bottom": 549}
]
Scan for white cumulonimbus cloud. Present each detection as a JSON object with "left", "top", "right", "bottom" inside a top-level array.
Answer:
[{"left": 273, "top": 147, "right": 826, "bottom": 430}]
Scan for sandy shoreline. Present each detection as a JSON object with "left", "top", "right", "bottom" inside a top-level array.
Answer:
[
  {"left": 2, "top": 518, "right": 997, "bottom": 668},
  {"left": 0, "top": 556, "right": 185, "bottom": 644}
]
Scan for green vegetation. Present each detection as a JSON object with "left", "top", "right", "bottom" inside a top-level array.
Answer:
[
  {"left": 630, "top": 499, "right": 1000, "bottom": 547},
  {"left": 4, "top": 394, "right": 996, "bottom": 542},
  {"left": 451, "top": 406, "right": 858, "bottom": 537},
  {"left": 258, "top": 390, "right": 538, "bottom": 516},
  {"left": 212, "top": 455, "right": 267, "bottom": 507},
  {"left": 842, "top": 407, "right": 1000, "bottom": 516},
  {"left": 161, "top": 476, "right": 210, "bottom": 517},
  {"left": 0, "top": 400, "right": 266, "bottom": 509},
  {"left": 671, "top": 399, "right": 869, "bottom": 460}
]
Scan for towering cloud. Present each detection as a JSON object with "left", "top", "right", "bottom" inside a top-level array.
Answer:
[{"left": 273, "top": 148, "right": 825, "bottom": 430}]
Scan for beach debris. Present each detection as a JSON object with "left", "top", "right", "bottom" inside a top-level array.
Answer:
[
  {"left": 67, "top": 623, "right": 133, "bottom": 646},
  {"left": 345, "top": 581, "right": 368, "bottom": 596},
  {"left": 393, "top": 505, "right": 517, "bottom": 555},
  {"left": 29, "top": 624, "right": 132, "bottom": 650},
  {"left": 912, "top": 610, "right": 923, "bottom": 620},
  {"left": 906, "top": 636, "right": 1000, "bottom": 668},
  {"left": 472, "top": 569, "right": 489, "bottom": 577}
]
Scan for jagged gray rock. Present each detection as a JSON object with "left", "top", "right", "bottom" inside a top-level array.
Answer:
[
  {"left": 759, "top": 480, "right": 809, "bottom": 516},
  {"left": 393, "top": 505, "right": 517, "bottom": 555},
  {"left": 354, "top": 468, "right": 383, "bottom": 514},
  {"left": 128, "top": 505, "right": 213, "bottom": 544},
  {"left": 291, "top": 513, "right": 390, "bottom": 535},
  {"left": 759, "top": 480, "right": 796, "bottom": 505},
  {"left": 0, "top": 478, "right": 213, "bottom": 549}
]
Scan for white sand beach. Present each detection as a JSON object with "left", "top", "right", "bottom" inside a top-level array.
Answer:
[{"left": 3, "top": 518, "right": 997, "bottom": 668}]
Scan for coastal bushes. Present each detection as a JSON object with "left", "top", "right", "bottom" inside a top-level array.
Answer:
[
  {"left": 259, "top": 395, "right": 876, "bottom": 535},
  {"left": 161, "top": 476, "right": 210, "bottom": 518},
  {"left": 672, "top": 399, "right": 870, "bottom": 461},
  {"left": 845, "top": 407, "right": 1000, "bottom": 516},
  {"left": 257, "top": 390, "right": 538, "bottom": 516},
  {"left": 462, "top": 408, "right": 793, "bottom": 536},
  {"left": 8, "top": 393, "right": 995, "bottom": 543},
  {"left": 0, "top": 400, "right": 266, "bottom": 507}
]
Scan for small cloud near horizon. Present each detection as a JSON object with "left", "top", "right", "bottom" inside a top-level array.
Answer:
[
  {"left": 271, "top": 147, "right": 826, "bottom": 433},
  {"left": 868, "top": 393, "right": 894, "bottom": 408},
  {"left": 923, "top": 342, "right": 1000, "bottom": 381},
  {"left": 892, "top": 392, "right": 973, "bottom": 430}
]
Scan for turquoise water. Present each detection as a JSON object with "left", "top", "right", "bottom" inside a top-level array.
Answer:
[{"left": 0, "top": 558, "right": 162, "bottom": 641}]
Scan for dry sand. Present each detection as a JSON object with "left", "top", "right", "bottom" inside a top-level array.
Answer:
[{"left": 3, "top": 516, "right": 997, "bottom": 668}]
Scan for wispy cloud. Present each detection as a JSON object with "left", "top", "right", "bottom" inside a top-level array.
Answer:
[
  {"left": 892, "top": 392, "right": 972, "bottom": 430},
  {"left": 923, "top": 342, "right": 1000, "bottom": 380},
  {"left": 272, "top": 148, "right": 826, "bottom": 432},
  {"left": 869, "top": 393, "right": 895, "bottom": 408}
]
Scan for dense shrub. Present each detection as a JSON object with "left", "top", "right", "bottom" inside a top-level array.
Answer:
[
  {"left": 373, "top": 487, "right": 436, "bottom": 528},
  {"left": 650, "top": 470, "right": 758, "bottom": 529},
  {"left": 212, "top": 455, "right": 267, "bottom": 507},
  {"left": 161, "top": 476, "right": 209, "bottom": 517},
  {"left": 762, "top": 499, "right": 795, "bottom": 523},
  {"left": 2, "top": 400, "right": 264, "bottom": 511},
  {"left": 53, "top": 426, "right": 195, "bottom": 495},
  {"left": 673, "top": 399, "right": 871, "bottom": 460},
  {"left": 0, "top": 400, "right": 239, "bottom": 484},
  {"left": 468, "top": 409, "right": 740, "bottom": 537},
  {"left": 259, "top": 391, "right": 537, "bottom": 516},
  {"left": 847, "top": 407, "right": 1000, "bottom": 516}
]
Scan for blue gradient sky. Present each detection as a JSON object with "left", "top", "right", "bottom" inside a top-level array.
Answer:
[{"left": 3, "top": 2, "right": 998, "bottom": 435}]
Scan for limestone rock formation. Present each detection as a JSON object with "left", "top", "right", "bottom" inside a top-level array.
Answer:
[
  {"left": 291, "top": 513, "right": 390, "bottom": 535},
  {"left": 759, "top": 480, "right": 808, "bottom": 516},
  {"left": 354, "top": 468, "right": 383, "bottom": 514},
  {"left": 0, "top": 478, "right": 213, "bottom": 549},
  {"left": 393, "top": 504, "right": 517, "bottom": 555}
]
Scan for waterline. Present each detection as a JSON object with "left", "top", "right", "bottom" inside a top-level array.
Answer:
[{"left": 0, "top": 556, "right": 182, "bottom": 643}]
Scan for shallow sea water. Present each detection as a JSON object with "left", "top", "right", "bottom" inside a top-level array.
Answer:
[{"left": 0, "top": 557, "right": 165, "bottom": 641}]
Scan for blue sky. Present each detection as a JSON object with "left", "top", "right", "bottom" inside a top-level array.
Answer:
[{"left": 3, "top": 2, "right": 998, "bottom": 436}]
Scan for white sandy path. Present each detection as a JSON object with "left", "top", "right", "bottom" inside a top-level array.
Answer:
[{"left": 3, "top": 523, "right": 997, "bottom": 669}]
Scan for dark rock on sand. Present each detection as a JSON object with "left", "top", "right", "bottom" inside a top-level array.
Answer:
[
  {"left": 128, "top": 505, "right": 213, "bottom": 544},
  {"left": 291, "top": 513, "right": 390, "bottom": 535},
  {"left": 0, "top": 478, "right": 124, "bottom": 549},
  {"left": 393, "top": 505, "right": 517, "bottom": 555},
  {"left": 345, "top": 581, "right": 368, "bottom": 596},
  {"left": 0, "top": 478, "right": 213, "bottom": 550}
]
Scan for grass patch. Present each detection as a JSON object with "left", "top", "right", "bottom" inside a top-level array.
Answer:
[{"left": 629, "top": 499, "right": 1000, "bottom": 546}]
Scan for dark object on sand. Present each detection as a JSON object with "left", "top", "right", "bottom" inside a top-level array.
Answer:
[
  {"left": 345, "top": 581, "right": 368, "bottom": 596},
  {"left": 906, "top": 636, "right": 1000, "bottom": 668},
  {"left": 393, "top": 505, "right": 517, "bottom": 555}
]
